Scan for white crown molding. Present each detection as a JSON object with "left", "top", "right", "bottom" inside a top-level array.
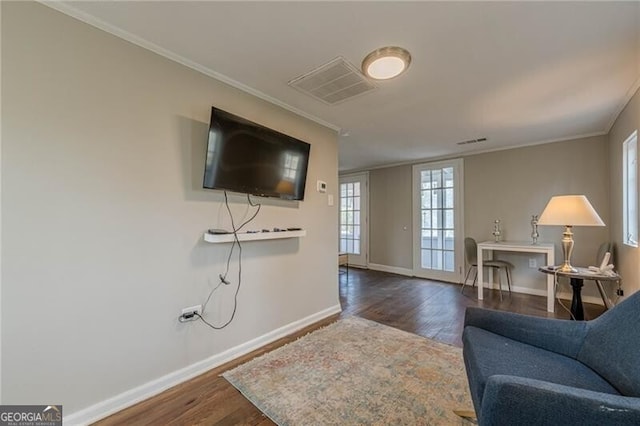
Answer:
[
  {"left": 40, "top": 1, "right": 341, "bottom": 133},
  {"left": 340, "top": 131, "right": 608, "bottom": 175},
  {"left": 605, "top": 74, "right": 640, "bottom": 133},
  {"left": 64, "top": 304, "right": 342, "bottom": 425}
]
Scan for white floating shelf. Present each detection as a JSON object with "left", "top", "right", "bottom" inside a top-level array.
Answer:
[{"left": 203, "top": 230, "right": 306, "bottom": 244}]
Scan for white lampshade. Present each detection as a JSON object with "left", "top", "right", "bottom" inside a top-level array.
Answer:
[{"left": 538, "top": 195, "right": 605, "bottom": 227}]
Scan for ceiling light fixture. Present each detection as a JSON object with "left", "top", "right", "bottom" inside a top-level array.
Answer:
[{"left": 362, "top": 46, "right": 412, "bottom": 80}]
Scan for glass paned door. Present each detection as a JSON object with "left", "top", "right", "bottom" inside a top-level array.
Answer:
[
  {"left": 413, "top": 160, "right": 463, "bottom": 282},
  {"left": 339, "top": 173, "right": 368, "bottom": 267}
]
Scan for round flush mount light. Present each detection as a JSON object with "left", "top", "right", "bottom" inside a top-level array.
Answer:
[{"left": 362, "top": 46, "right": 412, "bottom": 80}]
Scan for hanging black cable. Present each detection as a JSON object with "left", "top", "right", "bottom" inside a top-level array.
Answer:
[{"left": 199, "top": 192, "right": 261, "bottom": 329}]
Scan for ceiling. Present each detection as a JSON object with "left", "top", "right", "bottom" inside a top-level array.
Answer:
[{"left": 51, "top": 1, "right": 640, "bottom": 172}]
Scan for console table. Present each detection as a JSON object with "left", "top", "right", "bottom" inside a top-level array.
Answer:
[
  {"left": 538, "top": 266, "right": 621, "bottom": 320},
  {"left": 477, "top": 241, "right": 556, "bottom": 312}
]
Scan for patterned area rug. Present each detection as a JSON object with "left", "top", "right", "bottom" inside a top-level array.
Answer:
[{"left": 223, "top": 317, "right": 474, "bottom": 425}]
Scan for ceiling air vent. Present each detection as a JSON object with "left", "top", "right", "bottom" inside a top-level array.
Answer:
[
  {"left": 457, "top": 137, "right": 487, "bottom": 146},
  {"left": 288, "top": 57, "right": 377, "bottom": 105}
]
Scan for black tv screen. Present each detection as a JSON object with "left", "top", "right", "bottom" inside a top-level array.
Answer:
[{"left": 203, "top": 107, "right": 311, "bottom": 200}]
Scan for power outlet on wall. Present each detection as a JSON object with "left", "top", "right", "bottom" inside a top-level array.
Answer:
[
  {"left": 528, "top": 258, "right": 537, "bottom": 268},
  {"left": 179, "top": 305, "right": 202, "bottom": 322}
]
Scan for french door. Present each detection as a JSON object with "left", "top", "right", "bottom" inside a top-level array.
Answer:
[
  {"left": 412, "top": 159, "right": 464, "bottom": 282},
  {"left": 339, "top": 173, "right": 368, "bottom": 267}
]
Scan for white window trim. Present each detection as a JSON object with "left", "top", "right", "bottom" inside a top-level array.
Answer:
[
  {"left": 623, "top": 130, "right": 638, "bottom": 247},
  {"left": 338, "top": 172, "right": 369, "bottom": 267},
  {"left": 412, "top": 158, "right": 464, "bottom": 282}
]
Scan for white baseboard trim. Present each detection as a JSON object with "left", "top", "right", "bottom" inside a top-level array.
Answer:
[
  {"left": 480, "top": 282, "right": 604, "bottom": 306},
  {"left": 368, "top": 263, "right": 413, "bottom": 277},
  {"left": 464, "top": 283, "right": 545, "bottom": 297},
  {"left": 509, "top": 285, "right": 546, "bottom": 297},
  {"left": 344, "top": 263, "right": 367, "bottom": 270},
  {"left": 512, "top": 286, "right": 603, "bottom": 306},
  {"left": 556, "top": 292, "right": 604, "bottom": 306},
  {"left": 64, "top": 304, "right": 342, "bottom": 425}
]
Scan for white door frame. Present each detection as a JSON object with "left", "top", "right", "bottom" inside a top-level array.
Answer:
[
  {"left": 412, "top": 159, "right": 464, "bottom": 283},
  {"left": 339, "top": 172, "right": 369, "bottom": 268}
]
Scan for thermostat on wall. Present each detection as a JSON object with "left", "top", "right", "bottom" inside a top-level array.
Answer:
[{"left": 317, "top": 180, "right": 327, "bottom": 193}]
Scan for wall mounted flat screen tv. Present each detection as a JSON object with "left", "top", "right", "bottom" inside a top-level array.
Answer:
[{"left": 203, "top": 107, "right": 311, "bottom": 200}]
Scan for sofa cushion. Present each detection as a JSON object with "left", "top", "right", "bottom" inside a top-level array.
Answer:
[
  {"left": 463, "top": 326, "right": 619, "bottom": 415},
  {"left": 578, "top": 290, "right": 640, "bottom": 397}
]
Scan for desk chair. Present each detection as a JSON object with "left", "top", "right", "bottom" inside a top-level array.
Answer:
[{"left": 461, "top": 237, "right": 514, "bottom": 300}]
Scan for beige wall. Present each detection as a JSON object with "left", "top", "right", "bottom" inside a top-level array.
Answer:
[
  {"left": 366, "top": 135, "right": 611, "bottom": 298},
  {"left": 608, "top": 86, "right": 640, "bottom": 296},
  {"left": 465, "top": 136, "right": 610, "bottom": 296},
  {"left": 369, "top": 166, "right": 413, "bottom": 269},
  {"left": 2, "top": 2, "right": 338, "bottom": 417}
]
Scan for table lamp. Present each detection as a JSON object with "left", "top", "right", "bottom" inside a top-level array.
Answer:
[{"left": 537, "top": 195, "right": 605, "bottom": 273}]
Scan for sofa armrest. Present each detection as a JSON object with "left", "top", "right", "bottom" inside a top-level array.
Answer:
[
  {"left": 464, "top": 307, "right": 588, "bottom": 358},
  {"left": 480, "top": 375, "right": 640, "bottom": 426}
]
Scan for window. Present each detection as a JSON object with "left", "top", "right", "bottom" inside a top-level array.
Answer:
[
  {"left": 623, "top": 130, "right": 638, "bottom": 247},
  {"left": 419, "top": 166, "right": 455, "bottom": 272},
  {"left": 339, "top": 173, "right": 368, "bottom": 267},
  {"left": 340, "top": 182, "right": 361, "bottom": 255},
  {"left": 412, "top": 158, "right": 463, "bottom": 283}
]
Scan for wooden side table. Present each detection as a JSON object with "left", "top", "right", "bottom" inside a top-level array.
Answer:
[{"left": 539, "top": 266, "right": 621, "bottom": 320}]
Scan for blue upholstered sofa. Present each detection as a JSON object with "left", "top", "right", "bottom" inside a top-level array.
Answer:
[{"left": 462, "top": 291, "right": 640, "bottom": 425}]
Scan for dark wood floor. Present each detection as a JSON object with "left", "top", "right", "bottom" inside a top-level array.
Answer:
[{"left": 95, "top": 268, "right": 605, "bottom": 425}]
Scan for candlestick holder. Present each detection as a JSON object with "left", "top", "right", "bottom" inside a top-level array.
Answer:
[{"left": 531, "top": 215, "right": 539, "bottom": 244}]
